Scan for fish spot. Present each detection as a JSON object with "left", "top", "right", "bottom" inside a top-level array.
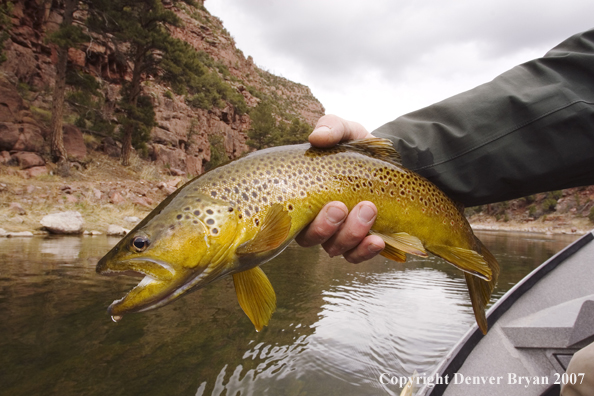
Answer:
[
  {"left": 212, "top": 228, "right": 219, "bottom": 234},
  {"left": 242, "top": 193, "right": 249, "bottom": 201},
  {"left": 176, "top": 214, "right": 183, "bottom": 220},
  {"left": 245, "top": 209, "right": 251, "bottom": 217},
  {"left": 184, "top": 207, "right": 190, "bottom": 211},
  {"left": 206, "top": 219, "right": 215, "bottom": 225},
  {"left": 211, "top": 191, "right": 217, "bottom": 198},
  {"left": 254, "top": 218, "right": 259, "bottom": 226},
  {"left": 206, "top": 209, "right": 214, "bottom": 215},
  {"left": 194, "top": 210, "right": 201, "bottom": 216}
]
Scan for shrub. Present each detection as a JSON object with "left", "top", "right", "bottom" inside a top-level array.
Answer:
[
  {"left": 542, "top": 198, "right": 557, "bottom": 212},
  {"left": 551, "top": 190, "right": 563, "bottom": 200}
]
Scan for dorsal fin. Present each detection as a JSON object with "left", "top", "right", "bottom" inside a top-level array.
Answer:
[{"left": 339, "top": 138, "right": 402, "bottom": 166}]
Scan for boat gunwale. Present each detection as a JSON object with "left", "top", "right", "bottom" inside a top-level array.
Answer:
[{"left": 423, "top": 230, "right": 594, "bottom": 396}]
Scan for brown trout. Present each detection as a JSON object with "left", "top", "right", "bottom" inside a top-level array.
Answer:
[{"left": 97, "top": 138, "right": 499, "bottom": 334}]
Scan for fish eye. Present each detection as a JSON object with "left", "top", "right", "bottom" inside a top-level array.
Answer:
[{"left": 131, "top": 236, "right": 150, "bottom": 252}]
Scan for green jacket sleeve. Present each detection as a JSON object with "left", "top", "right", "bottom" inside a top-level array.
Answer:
[{"left": 373, "top": 29, "right": 594, "bottom": 207}]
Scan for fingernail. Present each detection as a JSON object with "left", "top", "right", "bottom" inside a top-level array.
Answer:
[
  {"left": 326, "top": 206, "right": 347, "bottom": 224},
  {"left": 310, "top": 126, "right": 331, "bottom": 138},
  {"left": 358, "top": 204, "right": 376, "bottom": 223},
  {"left": 368, "top": 242, "right": 383, "bottom": 254}
]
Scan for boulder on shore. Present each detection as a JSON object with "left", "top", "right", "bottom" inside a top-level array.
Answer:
[
  {"left": 40, "top": 211, "right": 84, "bottom": 234},
  {"left": 107, "top": 224, "right": 129, "bottom": 236}
]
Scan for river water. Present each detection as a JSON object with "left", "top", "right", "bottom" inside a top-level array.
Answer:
[{"left": 0, "top": 231, "right": 580, "bottom": 396}]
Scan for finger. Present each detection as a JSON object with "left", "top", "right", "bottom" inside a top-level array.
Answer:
[
  {"left": 321, "top": 202, "right": 377, "bottom": 257},
  {"left": 295, "top": 202, "right": 348, "bottom": 247},
  {"left": 342, "top": 234, "right": 385, "bottom": 264},
  {"left": 309, "top": 114, "right": 372, "bottom": 148}
]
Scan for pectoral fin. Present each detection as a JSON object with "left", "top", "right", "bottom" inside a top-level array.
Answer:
[
  {"left": 233, "top": 267, "right": 277, "bottom": 332},
  {"left": 427, "top": 245, "right": 492, "bottom": 281},
  {"left": 369, "top": 230, "right": 428, "bottom": 261},
  {"left": 236, "top": 204, "right": 292, "bottom": 255}
]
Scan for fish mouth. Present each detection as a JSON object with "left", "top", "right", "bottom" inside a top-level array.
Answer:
[
  {"left": 97, "top": 256, "right": 175, "bottom": 282},
  {"left": 97, "top": 256, "right": 190, "bottom": 319}
]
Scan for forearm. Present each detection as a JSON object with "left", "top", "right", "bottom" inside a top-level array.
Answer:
[{"left": 373, "top": 29, "right": 594, "bottom": 207}]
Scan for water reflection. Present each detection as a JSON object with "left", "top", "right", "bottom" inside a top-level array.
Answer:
[{"left": 0, "top": 231, "right": 581, "bottom": 396}]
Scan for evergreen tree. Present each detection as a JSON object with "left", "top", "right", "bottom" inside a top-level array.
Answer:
[
  {"left": 46, "top": 0, "right": 87, "bottom": 164},
  {"left": 281, "top": 118, "right": 311, "bottom": 145},
  {"left": 246, "top": 101, "right": 277, "bottom": 150},
  {"left": 88, "top": 0, "right": 181, "bottom": 166}
]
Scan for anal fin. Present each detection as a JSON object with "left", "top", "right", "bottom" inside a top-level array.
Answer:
[
  {"left": 379, "top": 243, "right": 407, "bottom": 262},
  {"left": 369, "top": 230, "right": 428, "bottom": 260},
  {"left": 233, "top": 266, "right": 277, "bottom": 332},
  {"left": 427, "top": 244, "right": 492, "bottom": 281}
]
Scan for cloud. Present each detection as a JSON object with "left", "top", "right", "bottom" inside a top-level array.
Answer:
[{"left": 207, "top": 0, "right": 594, "bottom": 129}]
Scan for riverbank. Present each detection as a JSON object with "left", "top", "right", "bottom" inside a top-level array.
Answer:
[
  {"left": 470, "top": 215, "right": 592, "bottom": 235},
  {"left": 0, "top": 150, "right": 186, "bottom": 236}
]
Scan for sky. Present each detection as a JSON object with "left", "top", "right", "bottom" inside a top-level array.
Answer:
[{"left": 207, "top": 0, "right": 594, "bottom": 131}]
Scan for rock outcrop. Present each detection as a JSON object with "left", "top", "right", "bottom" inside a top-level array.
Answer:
[{"left": 0, "top": 1, "right": 325, "bottom": 177}]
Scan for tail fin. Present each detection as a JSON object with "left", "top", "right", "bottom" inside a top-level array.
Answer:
[{"left": 466, "top": 237, "right": 500, "bottom": 334}]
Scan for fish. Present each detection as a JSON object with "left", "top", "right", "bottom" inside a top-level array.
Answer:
[{"left": 96, "top": 138, "right": 499, "bottom": 334}]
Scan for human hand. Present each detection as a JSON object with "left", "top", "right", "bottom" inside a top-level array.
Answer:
[
  {"left": 308, "top": 114, "right": 373, "bottom": 147},
  {"left": 295, "top": 115, "right": 385, "bottom": 263}
]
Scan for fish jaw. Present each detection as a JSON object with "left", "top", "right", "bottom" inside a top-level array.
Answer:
[
  {"left": 97, "top": 251, "right": 189, "bottom": 316},
  {"left": 96, "top": 244, "right": 235, "bottom": 318},
  {"left": 104, "top": 259, "right": 233, "bottom": 317},
  {"left": 107, "top": 271, "right": 185, "bottom": 317}
]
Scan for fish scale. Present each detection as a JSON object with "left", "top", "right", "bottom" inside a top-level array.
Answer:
[{"left": 97, "top": 138, "right": 500, "bottom": 334}]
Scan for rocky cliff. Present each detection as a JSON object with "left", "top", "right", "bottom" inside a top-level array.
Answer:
[{"left": 0, "top": 0, "right": 325, "bottom": 176}]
